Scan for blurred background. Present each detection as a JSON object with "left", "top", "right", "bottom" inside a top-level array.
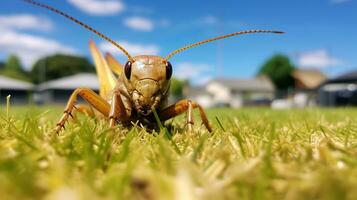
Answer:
[{"left": 0, "top": 0, "right": 356, "bottom": 108}]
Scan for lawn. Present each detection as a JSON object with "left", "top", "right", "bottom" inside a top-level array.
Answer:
[{"left": 0, "top": 104, "right": 356, "bottom": 200}]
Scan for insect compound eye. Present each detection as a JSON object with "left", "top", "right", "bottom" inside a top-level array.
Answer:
[
  {"left": 124, "top": 61, "right": 132, "bottom": 80},
  {"left": 166, "top": 61, "right": 173, "bottom": 80}
]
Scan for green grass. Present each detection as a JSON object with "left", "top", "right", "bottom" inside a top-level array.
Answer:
[{"left": 0, "top": 104, "right": 357, "bottom": 200}]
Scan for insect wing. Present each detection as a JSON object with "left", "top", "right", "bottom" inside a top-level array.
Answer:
[
  {"left": 89, "top": 40, "right": 117, "bottom": 98},
  {"left": 105, "top": 53, "right": 123, "bottom": 77}
]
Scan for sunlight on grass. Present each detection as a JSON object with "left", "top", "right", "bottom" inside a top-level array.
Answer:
[{"left": 0, "top": 105, "right": 356, "bottom": 199}]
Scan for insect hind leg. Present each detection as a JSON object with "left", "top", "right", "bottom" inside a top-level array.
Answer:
[
  {"left": 68, "top": 104, "right": 96, "bottom": 124},
  {"left": 74, "top": 104, "right": 95, "bottom": 116},
  {"left": 56, "top": 88, "right": 110, "bottom": 134}
]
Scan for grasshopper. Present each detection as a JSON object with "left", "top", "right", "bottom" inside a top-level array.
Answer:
[{"left": 23, "top": 0, "right": 283, "bottom": 133}]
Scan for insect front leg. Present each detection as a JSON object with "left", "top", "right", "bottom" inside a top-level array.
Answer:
[
  {"left": 159, "top": 99, "right": 213, "bottom": 132},
  {"left": 187, "top": 100, "right": 194, "bottom": 133},
  {"left": 56, "top": 88, "right": 110, "bottom": 134},
  {"left": 108, "top": 91, "right": 130, "bottom": 127}
]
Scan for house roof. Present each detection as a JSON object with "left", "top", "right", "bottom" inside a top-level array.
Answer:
[
  {"left": 210, "top": 76, "right": 275, "bottom": 92},
  {"left": 323, "top": 70, "right": 357, "bottom": 84},
  {"left": 292, "top": 69, "right": 327, "bottom": 89},
  {"left": 186, "top": 86, "right": 211, "bottom": 97},
  {"left": 0, "top": 75, "right": 34, "bottom": 90},
  {"left": 38, "top": 73, "right": 100, "bottom": 91}
]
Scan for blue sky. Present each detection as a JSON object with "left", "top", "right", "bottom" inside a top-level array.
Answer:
[{"left": 0, "top": 0, "right": 356, "bottom": 84}]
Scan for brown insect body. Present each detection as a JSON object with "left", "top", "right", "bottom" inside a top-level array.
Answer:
[{"left": 23, "top": 0, "right": 284, "bottom": 133}]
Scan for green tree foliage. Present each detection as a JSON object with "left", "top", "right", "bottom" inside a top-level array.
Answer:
[
  {"left": 0, "top": 62, "right": 5, "bottom": 70},
  {"left": 170, "top": 78, "right": 185, "bottom": 99},
  {"left": 0, "top": 55, "right": 30, "bottom": 82},
  {"left": 31, "top": 54, "right": 95, "bottom": 83},
  {"left": 0, "top": 70, "right": 31, "bottom": 82},
  {"left": 4, "top": 54, "right": 24, "bottom": 72},
  {"left": 259, "top": 54, "right": 295, "bottom": 90}
]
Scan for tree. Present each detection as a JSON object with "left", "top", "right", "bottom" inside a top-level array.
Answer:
[
  {"left": 258, "top": 54, "right": 295, "bottom": 90},
  {"left": 0, "top": 70, "right": 30, "bottom": 81},
  {"left": 0, "top": 61, "right": 5, "bottom": 70},
  {"left": 170, "top": 78, "right": 185, "bottom": 99},
  {"left": 0, "top": 55, "right": 30, "bottom": 81},
  {"left": 31, "top": 54, "right": 95, "bottom": 83},
  {"left": 4, "top": 54, "right": 24, "bottom": 72}
]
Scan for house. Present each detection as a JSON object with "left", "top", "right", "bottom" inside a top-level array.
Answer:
[
  {"left": 291, "top": 69, "right": 327, "bottom": 107},
  {"left": 0, "top": 75, "right": 34, "bottom": 104},
  {"left": 293, "top": 69, "right": 327, "bottom": 90},
  {"left": 187, "top": 76, "right": 275, "bottom": 108},
  {"left": 36, "top": 73, "right": 99, "bottom": 104},
  {"left": 318, "top": 70, "right": 357, "bottom": 107},
  {"left": 186, "top": 86, "right": 213, "bottom": 107}
]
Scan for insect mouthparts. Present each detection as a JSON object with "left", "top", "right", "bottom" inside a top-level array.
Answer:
[{"left": 140, "top": 105, "right": 152, "bottom": 116}]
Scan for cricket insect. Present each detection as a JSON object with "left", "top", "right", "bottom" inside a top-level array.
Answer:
[{"left": 24, "top": 0, "right": 284, "bottom": 134}]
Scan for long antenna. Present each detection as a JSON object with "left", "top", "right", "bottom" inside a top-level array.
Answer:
[
  {"left": 165, "top": 29, "right": 284, "bottom": 60},
  {"left": 23, "top": 0, "right": 135, "bottom": 62}
]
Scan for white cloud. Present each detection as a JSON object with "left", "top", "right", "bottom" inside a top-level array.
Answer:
[
  {"left": 297, "top": 49, "right": 342, "bottom": 68},
  {"left": 123, "top": 16, "right": 154, "bottom": 31},
  {"left": 331, "top": 0, "right": 351, "bottom": 4},
  {"left": 67, "top": 0, "right": 125, "bottom": 16},
  {"left": 175, "top": 62, "right": 213, "bottom": 85},
  {"left": 0, "top": 29, "right": 77, "bottom": 70},
  {"left": 0, "top": 14, "right": 53, "bottom": 32},
  {"left": 0, "top": 13, "right": 76, "bottom": 70},
  {"left": 198, "top": 16, "right": 219, "bottom": 26},
  {"left": 99, "top": 40, "right": 159, "bottom": 56}
]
